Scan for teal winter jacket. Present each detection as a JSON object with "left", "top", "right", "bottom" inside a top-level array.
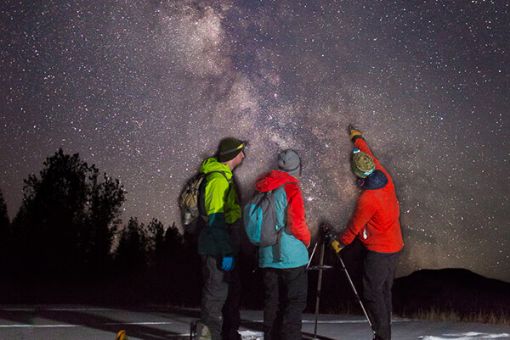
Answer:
[{"left": 255, "top": 170, "right": 311, "bottom": 269}]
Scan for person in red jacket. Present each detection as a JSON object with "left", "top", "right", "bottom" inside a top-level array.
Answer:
[
  {"left": 330, "top": 125, "right": 404, "bottom": 340},
  {"left": 254, "top": 149, "right": 311, "bottom": 340}
]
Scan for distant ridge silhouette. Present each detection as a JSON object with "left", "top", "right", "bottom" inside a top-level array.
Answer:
[{"left": 393, "top": 268, "right": 510, "bottom": 317}]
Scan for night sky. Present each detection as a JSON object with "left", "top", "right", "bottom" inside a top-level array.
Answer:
[{"left": 1, "top": 1, "right": 509, "bottom": 281}]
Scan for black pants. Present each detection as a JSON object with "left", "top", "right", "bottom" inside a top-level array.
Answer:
[
  {"left": 263, "top": 266, "right": 308, "bottom": 340},
  {"left": 222, "top": 266, "right": 241, "bottom": 340},
  {"left": 363, "top": 251, "right": 400, "bottom": 340},
  {"left": 200, "top": 256, "right": 241, "bottom": 340}
]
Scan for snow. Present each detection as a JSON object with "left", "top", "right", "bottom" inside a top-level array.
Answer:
[
  {"left": 420, "top": 332, "right": 510, "bottom": 339},
  {"left": 238, "top": 330, "right": 263, "bottom": 340},
  {"left": 0, "top": 306, "right": 509, "bottom": 339}
]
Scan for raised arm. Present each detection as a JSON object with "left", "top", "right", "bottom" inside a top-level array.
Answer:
[{"left": 349, "top": 125, "right": 381, "bottom": 168}]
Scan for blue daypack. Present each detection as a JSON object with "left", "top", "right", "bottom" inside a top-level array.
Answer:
[{"left": 244, "top": 189, "right": 283, "bottom": 247}]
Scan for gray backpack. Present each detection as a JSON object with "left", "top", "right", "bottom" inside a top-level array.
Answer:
[
  {"left": 179, "top": 171, "right": 228, "bottom": 234},
  {"left": 243, "top": 188, "right": 284, "bottom": 247}
]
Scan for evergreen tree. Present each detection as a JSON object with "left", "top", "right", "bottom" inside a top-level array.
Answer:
[
  {"left": 0, "top": 189, "right": 10, "bottom": 271},
  {"left": 11, "top": 149, "right": 125, "bottom": 279},
  {"left": 146, "top": 218, "right": 165, "bottom": 265},
  {"left": 115, "top": 217, "right": 148, "bottom": 273},
  {"left": 83, "top": 169, "right": 125, "bottom": 274},
  {"left": 0, "top": 190, "right": 8, "bottom": 230},
  {"left": 163, "top": 221, "right": 184, "bottom": 259}
]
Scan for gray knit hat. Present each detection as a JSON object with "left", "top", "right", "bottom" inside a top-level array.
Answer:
[{"left": 278, "top": 149, "right": 301, "bottom": 177}]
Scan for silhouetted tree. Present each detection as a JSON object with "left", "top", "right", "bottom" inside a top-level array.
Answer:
[
  {"left": 176, "top": 226, "right": 202, "bottom": 304},
  {"left": 82, "top": 169, "right": 125, "bottom": 274},
  {"left": 0, "top": 190, "right": 8, "bottom": 230},
  {"left": 115, "top": 217, "right": 148, "bottom": 274},
  {"left": 163, "top": 222, "right": 184, "bottom": 259},
  {"left": 11, "top": 149, "right": 125, "bottom": 279},
  {"left": 0, "top": 189, "right": 10, "bottom": 272},
  {"left": 146, "top": 218, "right": 165, "bottom": 266},
  {"left": 148, "top": 222, "right": 201, "bottom": 304}
]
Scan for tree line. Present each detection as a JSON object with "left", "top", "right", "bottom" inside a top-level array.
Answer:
[{"left": 0, "top": 149, "right": 205, "bottom": 305}]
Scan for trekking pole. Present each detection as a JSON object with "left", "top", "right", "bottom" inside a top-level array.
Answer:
[{"left": 333, "top": 252, "right": 373, "bottom": 329}]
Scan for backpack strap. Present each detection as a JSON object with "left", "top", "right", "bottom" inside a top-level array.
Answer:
[{"left": 271, "top": 182, "right": 291, "bottom": 262}]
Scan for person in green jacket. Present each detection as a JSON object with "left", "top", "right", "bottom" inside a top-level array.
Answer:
[{"left": 196, "top": 137, "right": 246, "bottom": 340}]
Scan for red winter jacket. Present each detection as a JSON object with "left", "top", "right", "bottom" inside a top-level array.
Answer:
[
  {"left": 340, "top": 138, "right": 404, "bottom": 253},
  {"left": 255, "top": 170, "right": 311, "bottom": 247}
]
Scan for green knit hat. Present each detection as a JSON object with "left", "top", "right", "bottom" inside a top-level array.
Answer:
[
  {"left": 351, "top": 148, "right": 375, "bottom": 178},
  {"left": 217, "top": 137, "right": 246, "bottom": 162}
]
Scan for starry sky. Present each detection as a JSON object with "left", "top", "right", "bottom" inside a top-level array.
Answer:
[{"left": 1, "top": 1, "right": 509, "bottom": 281}]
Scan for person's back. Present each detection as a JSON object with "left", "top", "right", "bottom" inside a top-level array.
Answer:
[
  {"left": 252, "top": 149, "right": 310, "bottom": 340},
  {"left": 340, "top": 135, "right": 403, "bottom": 254},
  {"left": 197, "top": 157, "right": 238, "bottom": 257},
  {"left": 331, "top": 126, "right": 404, "bottom": 340},
  {"left": 255, "top": 170, "right": 309, "bottom": 269},
  {"left": 196, "top": 137, "right": 246, "bottom": 340}
]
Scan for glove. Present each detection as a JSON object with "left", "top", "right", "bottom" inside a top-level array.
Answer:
[
  {"left": 348, "top": 124, "right": 362, "bottom": 141},
  {"left": 324, "top": 232, "right": 343, "bottom": 253},
  {"left": 320, "top": 223, "right": 343, "bottom": 254},
  {"left": 330, "top": 239, "right": 343, "bottom": 253},
  {"left": 221, "top": 256, "right": 234, "bottom": 271}
]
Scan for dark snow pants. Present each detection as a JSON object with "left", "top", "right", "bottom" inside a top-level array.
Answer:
[
  {"left": 263, "top": 266, "right": 308, "bottom": 340},
  {"left": 200, "top": 256, "right": 241, "bottom": 340},
  {"left": 222, "top": 265, "right": 241, "bottom": 340},
  {"left": 363, "top": 250, "right": 400, "bottom": 340}
]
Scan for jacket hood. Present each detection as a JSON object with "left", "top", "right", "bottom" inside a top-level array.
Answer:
[
  {"left": 200, "top": 157, "right": 232, "bottom": 179},
  {"left": 357, "top": 169, "right": 388, "bottom": 190},
  {"left": 256, "top": 170, "right": 298, "bottom": 192}
]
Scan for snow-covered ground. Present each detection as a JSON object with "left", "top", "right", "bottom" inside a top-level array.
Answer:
[
  {"left": 0, "top": 305, "right": 508, "bottom": 339},
  {"left": 419, "top": 333, "right": 510, "bottom": 340}
]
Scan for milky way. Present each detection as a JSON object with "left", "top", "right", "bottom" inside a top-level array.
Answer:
[{"left": 1, "top": 1, "right": 509, "bottom": 280}]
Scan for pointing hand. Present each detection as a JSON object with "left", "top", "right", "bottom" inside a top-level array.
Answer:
[{"left": 348, "top": 124, "right": 362, "bottom": 140}]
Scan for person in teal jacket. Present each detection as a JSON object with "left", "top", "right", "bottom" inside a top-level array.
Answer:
[
  {"left": 196, "top": 137, "right": 246, "bottom": 340},
  {"left": 254, "top": 149, "right": 311, "bottom": 340}
]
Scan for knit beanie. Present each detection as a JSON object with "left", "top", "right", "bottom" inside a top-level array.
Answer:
[
  {"left": 351, "top": 148, "right": 375, "bottom": 178},
  {"left": 217, "top": 137, "right": 246, "bottom": 162},
  {"left": 278, "top": 149, "right": 301, "bottom": 177}
]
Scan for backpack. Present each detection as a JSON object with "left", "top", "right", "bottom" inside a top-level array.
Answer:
[
  {"left": 179, "top": 171, "right": 228, "bottom": 234},
  {"left": 243, "top": 188, "right": 284, "bottom": 247}
]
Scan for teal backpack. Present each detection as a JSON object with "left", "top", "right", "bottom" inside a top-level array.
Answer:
[{"left": 243, "top": 189, "right": 283, "bottom": 247}]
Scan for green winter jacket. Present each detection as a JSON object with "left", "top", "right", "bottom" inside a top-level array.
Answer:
[{"left": 197, "top": 157, "right": 241, "bottom": 257}]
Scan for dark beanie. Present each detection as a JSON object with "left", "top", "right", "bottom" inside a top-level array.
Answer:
[{"left": 217, "top": 137, "right": 246, "bottom": 162}]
